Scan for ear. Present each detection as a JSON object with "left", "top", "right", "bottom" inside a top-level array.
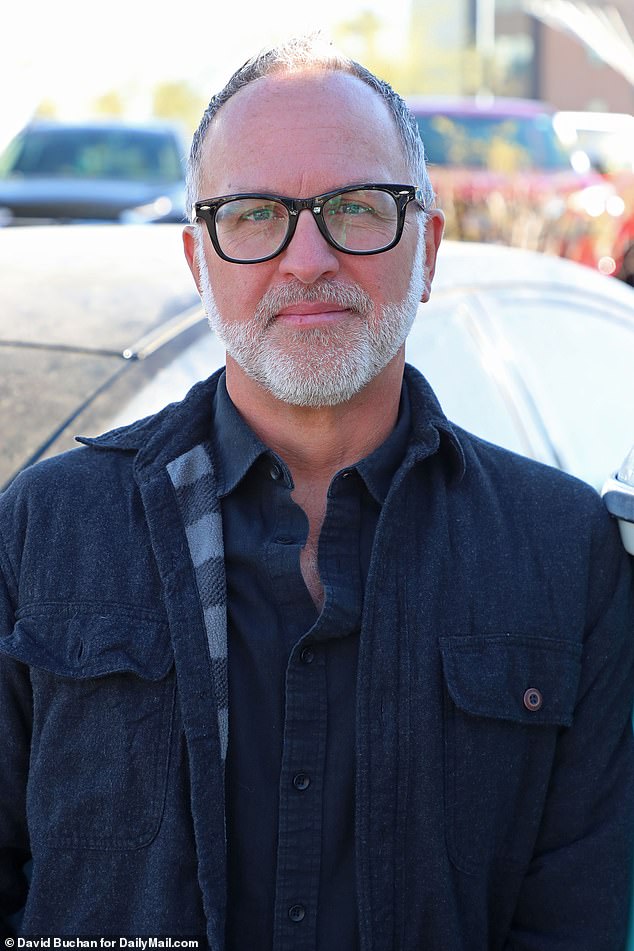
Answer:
[
  {"left": 420, "top": 209, "right": 444, "bottom": 303},
  {"left": 183, "top": 225, "right": 204, "bottom": 297}
]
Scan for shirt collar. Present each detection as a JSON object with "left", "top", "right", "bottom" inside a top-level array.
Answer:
[
  {"left": 211, "top": 371, "right": 270, "bottom": 497},
  {"left": 77, "top": 363, "right": 463, "bottom": 485},
  {"left": 353, "top": 384, "right": 411, "bottom": 505},
  {"left": 211, "top": 370, "right": 411, "bottom": 504}
]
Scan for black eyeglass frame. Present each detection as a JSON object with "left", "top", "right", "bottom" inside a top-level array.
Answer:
[{"left": 192, "top": 183, "right": 426, "bottom": 264}]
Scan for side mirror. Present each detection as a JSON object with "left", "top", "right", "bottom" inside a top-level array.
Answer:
[{"left": 602, "top": 446, "right": 634, "bottom": 555}]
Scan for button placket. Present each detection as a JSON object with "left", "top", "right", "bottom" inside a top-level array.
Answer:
[
  {"left": 293, "top": 772, "right": 311, "bottom": 791},
  {"left": 272, "top": 467, "right": 362, "bottom": 949},
  {"left": 272, "top": 642, "right": 327, "bottom": 948}
]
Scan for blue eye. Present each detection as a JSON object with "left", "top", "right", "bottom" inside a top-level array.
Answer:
[
  {"left": 242, "top": 206, "right": 283, "bottom": 222},
  {"left": 327, "top": 200, "right": 374, "bottom": 217},
  {"left": 217, "top": 198, "right": 287, "bottom": 230}
]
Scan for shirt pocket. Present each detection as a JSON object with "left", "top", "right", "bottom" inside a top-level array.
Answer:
[
  {"left": 438, "top": 633, "right": 582, "bottom": 874},
  {"left": 0, "top": 608, "right": 175, "bottom": 851}
]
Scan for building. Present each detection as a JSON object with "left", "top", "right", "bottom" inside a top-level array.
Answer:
[
  {"left": 497, "top": 0, "right": 634, "bottom": 111},
  {"left": 407, "top": 0, "right": 634, "bottom": 111}
]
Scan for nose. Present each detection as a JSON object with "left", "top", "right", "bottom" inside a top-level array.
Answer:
[{"left": 277, "top": 208, "right": 340, "bottom": 284}]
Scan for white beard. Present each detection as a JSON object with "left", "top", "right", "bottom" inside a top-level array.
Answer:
[{"left": 196, "top": 236, "right": 425, "bottom": 408}]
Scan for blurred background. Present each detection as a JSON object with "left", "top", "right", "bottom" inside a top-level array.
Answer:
[
  {"left": 2, "top": 0, "right": 634, "bottom": 279},
  {"left": 3, "top": 0, "right": 633, "bottom": 136}
]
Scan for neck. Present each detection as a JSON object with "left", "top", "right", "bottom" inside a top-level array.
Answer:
[{"left": 224, "top": 351, "right": 405, "bottom": 487}]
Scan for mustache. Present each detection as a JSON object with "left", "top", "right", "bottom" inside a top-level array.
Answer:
[{"left": 254, "top": 280, "right": 374, "bottom": 325}]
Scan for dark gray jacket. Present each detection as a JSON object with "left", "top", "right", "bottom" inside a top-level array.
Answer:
[{"left": 1, "top": 366, "right": 633, "bottom": 949}]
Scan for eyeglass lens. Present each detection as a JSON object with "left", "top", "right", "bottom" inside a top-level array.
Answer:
[{"left": 214, "top": 188, "right": 400, "bottom": 260}]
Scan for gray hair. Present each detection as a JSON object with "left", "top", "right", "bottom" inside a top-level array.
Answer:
[{"left": 186, "top": 35, "right": 434, "bottom": 223}]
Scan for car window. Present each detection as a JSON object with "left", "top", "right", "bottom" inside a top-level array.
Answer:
[
  {"left": 415, "top": 113, "right": 572, "bottom": 171},
  {"left": 0, "top": 133, "right": 23, "bottom": 178},
  {"left": 2, "top": 127, "right": 183, "bottom": 182},
  {"left": 485, "top": 291, "right": 634, "bottom": 488}
]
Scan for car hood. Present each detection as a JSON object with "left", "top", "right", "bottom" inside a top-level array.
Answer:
[
  {"left": 0, "top": 224, "right": 198, "bottom": 350},
  {"left": 0, "top": 224, "right": 201, "bottom": 485}
]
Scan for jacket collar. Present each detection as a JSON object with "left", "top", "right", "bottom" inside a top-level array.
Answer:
[
  {"left": 77, "top": 364, "right": 466, "bottom": 483},
  {"left": 402, "top": 365, "right": 466, "bottom": 481}
]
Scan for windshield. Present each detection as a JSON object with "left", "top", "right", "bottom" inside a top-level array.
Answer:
[
  {"left": 0, "top": 127, "right": 183, "bottom": 183},
  {"left": 415, "top": 113, "right": 573, "bottom": 172}
]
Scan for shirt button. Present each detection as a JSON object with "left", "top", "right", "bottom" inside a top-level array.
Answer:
[
  {"left": 523, "top": 688, "right": 543, "bottom": 712},
  {"left": 300, "top": 647, "right": 315, "bottom": 665},
  {"left": 288, "top": 904, "right": 306, "bottom": 922},
  {"left": 293, "top": 772, "right": 311, "bottom": 791},
  {"left": 269, "top": 462, "right": 283, "bottom": 481}
]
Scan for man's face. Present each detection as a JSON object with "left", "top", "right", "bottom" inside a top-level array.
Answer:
[{"left": 184, "top": 70, "right": 443, "bottom": 407}]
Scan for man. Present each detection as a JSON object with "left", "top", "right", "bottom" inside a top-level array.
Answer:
[{"left": 1, "top": 37, "right": 633, "bottom": 950}]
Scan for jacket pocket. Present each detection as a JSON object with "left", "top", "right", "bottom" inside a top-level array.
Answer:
[
  {"left": 438, "top": 633, "right": 582, "bottom": 874},
  {"left": 1, "top": 608, "right": 175, "bottom": 851}
]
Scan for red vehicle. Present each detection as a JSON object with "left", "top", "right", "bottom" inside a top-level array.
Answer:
[
  {"left": 554, "top": 110, "right": 634, "bottom": 284},
  {"left": 408, "top": 96, "right": 626, "bottom": 279}
]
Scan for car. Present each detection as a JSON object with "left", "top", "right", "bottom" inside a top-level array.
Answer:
[
  {"left": 603, "top": 445, "right": 634, "bottom": 555},
  {"left": 0, "top": 224, "right": 209, "bottom": 489},
  {"left": 408, "top": 239, "right": 634, "bottom": 492},
  {"left": 0, "top": 120, "right": 189, "bottom": 225},
  {"left": 553, "top": 111, "right": 634, "bottom": 176},
  {"left": 408, "top": 96, "right": 626, "bottom": 278},
  {"left": 2, "top": 223, "right": 634, "bottom": 497},
  {"left": 554, "top": 110, "right": 634, "bottom": 284},
  {"left": 108, "top": 239, "right": 634, "bottom": 498}
]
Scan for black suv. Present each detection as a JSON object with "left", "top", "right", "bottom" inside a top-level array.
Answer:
[{"left": 0, "top": 120, "right": 188, "bottom": 225}]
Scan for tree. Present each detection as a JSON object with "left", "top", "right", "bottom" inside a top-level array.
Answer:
[
  {"left": 34, "top": 99, "right": 58, "bottom": 119},
  {"left": 334, "top": 6, "right": 470, "bottom": 96},
  {"left": 152, "top": 81, "right": 207, "bottom": 133},
  {"left": 334, "top": 11, "right": 412, "bottom": 91},
  {"left": 92, "top": 90, "right": 125, "bottom": 117}
]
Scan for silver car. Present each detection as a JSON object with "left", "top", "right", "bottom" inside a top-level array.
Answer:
[{"left": 2, "top": 225, "right": 634, "bottom": 493}]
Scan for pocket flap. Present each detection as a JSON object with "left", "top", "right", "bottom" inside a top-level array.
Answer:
[
  {"left": 439, "top": 634, "right": 582, "bottom": 727},
  {"left": 0, "top": 609, "right": 173, "bottom": 680}
]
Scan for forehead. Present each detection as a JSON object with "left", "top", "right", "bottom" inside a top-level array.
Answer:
[{"left": 198, "top": 70, "right": 410, "bottom": 194}]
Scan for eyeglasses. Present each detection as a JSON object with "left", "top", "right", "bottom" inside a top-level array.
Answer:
[{"left": 192, "top": 183, "right": 426, "bottom": 264}]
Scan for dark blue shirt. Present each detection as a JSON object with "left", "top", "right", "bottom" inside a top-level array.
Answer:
[{"left": 211, "top": 374, "right": 410, "bottom": 951}]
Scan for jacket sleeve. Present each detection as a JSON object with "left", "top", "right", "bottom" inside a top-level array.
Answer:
[
  {"left": 0, "top": 523, "right": 32, "bottom": 936},
  {"left": 506, "top": 514, "right": 634, "bottom": 950}
]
